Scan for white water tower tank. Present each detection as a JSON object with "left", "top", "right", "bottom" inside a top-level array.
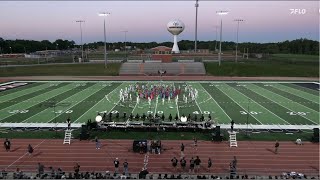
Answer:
[{"left": 167, "top": 20, "right": 185, "bottom": 53}]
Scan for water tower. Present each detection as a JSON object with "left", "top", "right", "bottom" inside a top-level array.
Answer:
[{"left": 167, "top": 20, "right": 185, "bottom": 53}]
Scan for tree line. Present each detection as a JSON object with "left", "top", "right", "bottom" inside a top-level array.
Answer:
[{"left": 0, "top": 37, "right": 318, "bottom": 55}]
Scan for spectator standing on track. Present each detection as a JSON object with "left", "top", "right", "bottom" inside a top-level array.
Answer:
[
  {"left": 171, "top": 157, "right": 178, "bottom": 171},
  {"left": 4, "top": 138, "right": 11, "bottom": 152},
  {"left": 232, "top": 156, "right": 237, "bottom": 168},
  {"left": 275, "top": 140, "right": 280, "bottom": 154},
  {"left": 114, "top": 158, "right": 120, "bottom": 174},
  {"left": 123, "top": 159, "right": 129, "bottom": 176},
  {"left": 180, "top": 157, "right": 186, "bottom": 171},
  {"left": 189, "top": 157, "right": 195, "bottom": 174},
  {"left": 207, "top": 158, "right": 212, "bottom": 172},
  {"left": 180, "top": 143, "right": 185, "bottom": 158},
  {"left": 195, "top": 156, "right": 201, "bottom": 173},
  {"left": 27, "top": 144, "right": 33, "bottom": 156},
  {"left": 193, "top": 137, "right": 198, "bottom": 150},
  {"left": 95, "top": 136, "right": 101, "bottom": 149}
]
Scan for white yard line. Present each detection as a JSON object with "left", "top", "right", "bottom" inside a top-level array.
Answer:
[
  {"left": 109, "top": 82, "right": 137, "bottom": 117},
  {"left": 173, "top": 82, "right": 180, "bottom": 118},
  {"left": 200, "top": 84, "right": 232, "bottom": 121},
  {"left": 45, "top": 84, "right": 104, "bottom": 123},
  {"left": 73, "top": 83, "right": 122, "bottom": 123},
  {"left": 217, "top": 85, "right": 263, "bottom": 125},
  {"left": 188, "top": 83, "right": 203, "bottom": 114},
  {"left": 0, "top": 83, "right": 53, "bottom": 102},
  {"left": 130, "top": 82, "right": 144, "bottom": 115},
  {"left": 231, "top": 85, "right": 290, "bottom": 125},
  {"left": 0, "top": 84, "right": 71, "bottom": 122},
  {"left": 6, "top": 139, "right": 46, "bottom": 170},
  {"left": 247, "top": 85, "right": 317, "bottom": 124},
  {"left": 21, "top": 84, "right": 85, "bottom": 123}
]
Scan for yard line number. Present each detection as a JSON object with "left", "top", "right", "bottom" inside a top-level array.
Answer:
[
  {"left": 287, "top": 111, "right": 309, "bottom": 116},
  {"left": 239, "top": 111, "right": 262, "bottom": 115},
  {"left": 8, "top": 109, "right": 73, "bottom": 114}
]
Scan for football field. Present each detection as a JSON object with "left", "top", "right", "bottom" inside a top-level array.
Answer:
[{"left": 0, "top": 81, "right": 319, "bottom": 127}]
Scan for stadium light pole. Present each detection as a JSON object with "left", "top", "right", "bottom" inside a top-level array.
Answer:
[
  {"left": 194, "top": 0, "right": 199, "bottom": 53},
  {"left": 98, "top": 12, "right": 110, "bottom": 68},
  {"left": 214, "top": 25, "right": 219, "bottom": 51},
  {"left": 234, "top": 19, "right": 244, "bottom": 63},
  {"left": 216, "top": 11, "right": 229, "bottom": 66},
  {"left": 121, "top": 30, "right": 128, "bottom": 61},
  {"left": 9, "top": 47, "right": 12, "bottom": 54},
  {"left": 76, "top": 20, "right": 85, "bottom": 60}
]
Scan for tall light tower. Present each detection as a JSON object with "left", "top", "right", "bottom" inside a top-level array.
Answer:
[
  {"left": 214, "top": 25, "right": 219, "bottom": 51},
  {"left": 216, "top": 10, "right": 229, "bottom": 66},
  {"left": 194, "top": 0, "right": 199, "bottom": 53},
  {"left": 76, "top": 20, "right": 85, "bottom": 60},
  {"left": 234, "top": 19, "right": 244, "bottom": 63},
  {"left": 121, "top": 30, "right": 128, "bottom": 61},
  {"left": 98, "top": 12, "right": 110, "bottom": 68}
]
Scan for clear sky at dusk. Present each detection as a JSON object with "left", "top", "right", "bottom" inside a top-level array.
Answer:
[{"left": 0, "top": 1, "right": 319, "bottom": 44}]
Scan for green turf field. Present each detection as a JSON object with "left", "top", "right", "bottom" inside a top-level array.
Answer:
[{"left": 0, "top": 81, "right": 319, "bottom": 126}]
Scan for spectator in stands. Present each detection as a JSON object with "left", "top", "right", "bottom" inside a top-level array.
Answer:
[
  {"left": 171, "top": 157, "right": 178, "bottom": 171},
  {"left": 275, "top": 140, "right": 280, "bottom": 154},
  {"left": 138, "top": 168, "right": 148, "bottom": 179},
  {"left": 207, "top": 157, "right": 212, "bottom": 172},
  {"left": 27, "top": 144, "right": 33, "bottom": 155},
  {"left": 37, "top": 162, "right": 45, "bottom": 178},
  {"left": 123, "top": 159, "right": 129, "bottom": 176},
  {"left": 3, "top": 138, "right": 11, "bottom": 152},
  {"left": 189, "top": 157, "right": 195, "bottom": 174},
  {"left": 195, "top": 156, "right": 201, "bottom": 173},
  {"left": 74, "top": 163, "right": 80, "bottom": 176},
  {"left": 95, "top": 136, "right": 101, "bottom": 149},
  {"left": 180, "top": 157, "right": 187, "bottom": 171},
  {"left": 1, "top": 169, "right": 7, "bottom": 179},
  {"left": 180, "top": 143, "right": 185, "bottom": 158},
  {"left": 229, "top": 162, "right": 236, "bottom": 177},
  {"left": 114, "top": 158, "right": 120, "bottom": 174},
  {"left": 49, "top": 167, "right": 55, "bottom": 179}
]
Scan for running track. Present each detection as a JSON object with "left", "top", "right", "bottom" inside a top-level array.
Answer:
[{"left": 0, "top": 139, "right": 318, "bottom": 176}]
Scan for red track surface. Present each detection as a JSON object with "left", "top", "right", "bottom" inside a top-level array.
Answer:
[{"left": 0, "top": 139, "right": 318, "bottom": 176}]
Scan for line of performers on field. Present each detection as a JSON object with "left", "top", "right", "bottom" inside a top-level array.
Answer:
[{"left": 119, "top": 84, "right": 199, "bottom": 103}]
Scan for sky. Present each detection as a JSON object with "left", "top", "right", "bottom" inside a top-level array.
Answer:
[{"left": 0, "top": 1, "right": 319, "bottom": 44}]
